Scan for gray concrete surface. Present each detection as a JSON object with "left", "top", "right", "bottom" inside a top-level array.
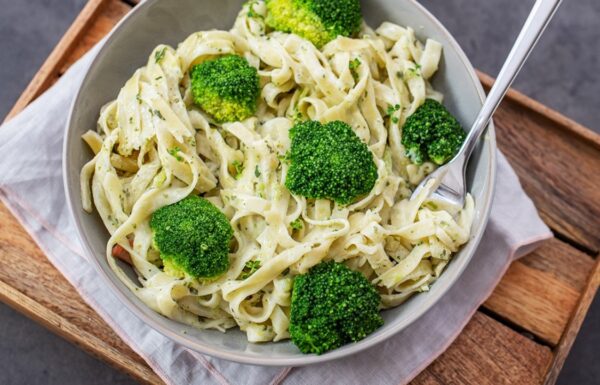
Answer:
[{"left": 0, "top": 0, "right": 597, "bottom": 384}]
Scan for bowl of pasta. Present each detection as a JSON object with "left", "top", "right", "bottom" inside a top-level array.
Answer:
[{"left": 64, "top": 0, "right": 496, "bottom": 365}]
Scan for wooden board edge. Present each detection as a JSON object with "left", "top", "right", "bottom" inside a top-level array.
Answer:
[
  {"left": 543, "top": 258, "right": 600, "bottom": 385},
  {"left": 477, "top": 71, "right": 600, "bottom": 150},
  {"left": 0, "top": 279, "right": 163, "bottom": 385},
  {"left": 2, "top": 0, "right": 109, "bottom": 123}
]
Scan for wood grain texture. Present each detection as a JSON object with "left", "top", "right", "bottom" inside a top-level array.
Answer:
[
  {"left": 484, "top": 238, "right": 594, "bottom": 345},
  {"left": 0, "top": 280, "right": 162, "bottom": 385},
  {"left": 0, "top": 203, "right": 163, "bottom": 385},
  {"left": 60, "top": 0, "right": 133, "bottom": 73},
  {"left": 411, "top": 313, "right": 553, "bottom": 385},
  {"left": 478, "top": 72, "right": 600, "bottom": 151},
  {"left": 481, "top": 75, "right": 600, "bottom": 254},
  {"left": 3, "top": 0, "right": 109, "bottom": 123},
  {"left": 485, "top": 260, "right": 580, "bottom": 345},
  {"left": 0, "top": 1, "right": 599, "bottom": 384},
  {"left": 517, "top": 239, "right": 594, "bottom": 292}
]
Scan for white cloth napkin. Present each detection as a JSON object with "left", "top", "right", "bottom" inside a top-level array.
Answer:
[{"left": 0, "top": 46, "right": 552, "bottom": 385}]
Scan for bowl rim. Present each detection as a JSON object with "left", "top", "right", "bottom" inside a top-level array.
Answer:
[{"left": 64, "top": 0, "right": 496, "bottom": 366}]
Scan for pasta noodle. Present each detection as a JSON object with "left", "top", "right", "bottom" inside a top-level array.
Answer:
[{"left": 80, "top": 1, "right": 474, "bottom": 343}]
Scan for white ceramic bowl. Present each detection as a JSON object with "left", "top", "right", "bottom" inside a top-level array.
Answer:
[{"left": 64, "top": 0, "right": 496, "bottom": 366}]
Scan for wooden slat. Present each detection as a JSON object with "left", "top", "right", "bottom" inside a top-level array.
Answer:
[
  {"left": 3, "top": 0, "right": 131, "bottom": 124},
  {"left": 480, "top": 75, "right": 600, "bottom": 254},
  {"left": 484, "top": 238, "right": 594, "bottom": 345},
  {"left": 0, "top": 281, "right": 162, "bottom": 385},
  {"left": 411, "top": 313, "right": 553, "bottom": 385},
  {"left": 3, "top": 0, "right": 109, "bottom": 123},
  {"left": 0, "top": 204, "right": 163, "bottom": 385},
  {"left": 60, "top": 0, "right": 133, "bottom": 73},
  {"left": 518, "top": 239, "right": 595, "bottom": 292},
  {"left": 478, "top": 72, "right": 600, "bottom": 151},
  {"left": 486, "top": 261, "right": 579, "bottom": 345}
]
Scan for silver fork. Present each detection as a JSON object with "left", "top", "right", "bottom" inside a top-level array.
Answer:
[{"left": 411, "top": 0, "right": 563, "bottom": 208}]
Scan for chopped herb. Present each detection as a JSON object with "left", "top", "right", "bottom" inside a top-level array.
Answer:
[
  {"left": 349, "top": 58, "right": 361, "bottom": 81},
  {"left": 153, "top": 171, "right": 167, "bottom": 188},
  {"left": 185, "top": 136, "right": 197, "bottom": 147},
  {"left": 386, "top": 104, "right": 400, "bottom": 116},
  {"left": 277, "top": 152, "right": 289, "bottom": 163},
  {"left": 155, "top": 76, "right": 163, "bottom": 81},
  {"left": 239, "top": 260, "right": 261, "bottom": 280},
  {"left": 168, "top": 147, "right": 183, "bottom": 162},
  {"left": 232, "top": 160, "right": 244, "bottom": 179},
  {"left": 407, "top": 64, "right": 422, "bottom": 77},
  {"left": 136, "top": 93, "right": 142, "bottom": 104},
  {"left": 386, "top": 104, "right": 401, "bottom": 124},
  {"left": 290, "top": 219, "right": 303, "bottom": 231},
  {"left": 349, "top": 58, "right": 362, "bottom": 69},
  {"left": 247, "top": 0, "right": 261, "bottom": 18},
  {"left": 129, "top": 116, "right": 134, "bottom": 124},
  {"left": 155, "top": 47, "right": 167, "bottom": 63},
  {"left": 396, "top": 71, "right": 403, "bottom": 79},
  {"left": 153, "top": 109, "right": 166, "bottom": 120},
  {"left": 293, "top": 110, "right": 304, "bottom": 124},
  {"left": 254, "top": 165, "right": 261, "bottom": 178}
]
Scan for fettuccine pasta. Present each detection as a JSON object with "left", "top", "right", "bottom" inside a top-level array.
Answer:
[{"left": 81, "top": 1, "right": 474, "bottom": 342}]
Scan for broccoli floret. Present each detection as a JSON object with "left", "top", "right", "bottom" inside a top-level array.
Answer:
[
  {"left": 190, "top": 55, "right": 259, "bottom": 123},
  {"left": 401, "top": 99, "right": 466, "bottom": 165},
  {"left": 150, "top": 196, "right": 233, "bottom": 279},
  {"left": 265, "top": 0, "right": 362, "bottom": 48},
  {"left": 285, "top": 120, "right": 378, "bottom": 205},
  {"left": 289, "top": 261, "right": 383, "bottom": 354}
]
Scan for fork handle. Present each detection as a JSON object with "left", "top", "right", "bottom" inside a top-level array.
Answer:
[{"left": 460, "top": 0, "right": 563, "bottom": 159}]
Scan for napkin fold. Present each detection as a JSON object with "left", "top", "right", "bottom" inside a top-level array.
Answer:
[{"left": 0, "top": 46, "right": 552, "bottom": 385}]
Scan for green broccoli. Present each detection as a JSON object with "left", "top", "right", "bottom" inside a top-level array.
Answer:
[
  {"left": 289, "top": 261, "right": 383, "bottom": 354},
  {"left": 150, "top": 195, "right": 233, "bottom": 279},
  {"left": 401, "top": 99, "right": 466, "bottom": 165},
  {"left": 265, "top": 0, "right": 363, "bottom": 48},
  {"left": 190, "top": 55, "right": 259, "bottom": 123},
  {"left": 285, "top": 120, "right": 378, "bottom": 205}
]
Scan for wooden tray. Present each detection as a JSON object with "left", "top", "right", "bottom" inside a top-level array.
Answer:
[{"left": 2, "top": 1, "right": 599, "bottom": 384}]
